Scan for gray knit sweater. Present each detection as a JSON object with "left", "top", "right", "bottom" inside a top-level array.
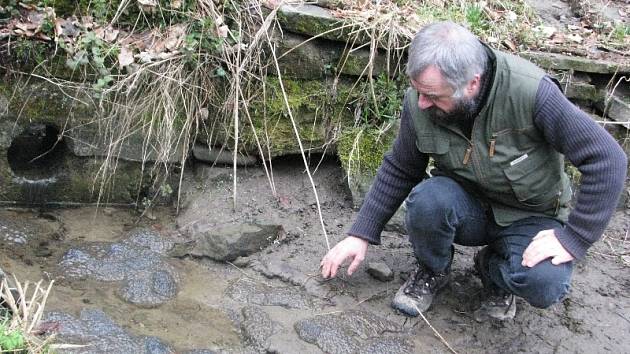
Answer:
[{"left": 348, "top": 76, "right": 627, "bottom": 259}]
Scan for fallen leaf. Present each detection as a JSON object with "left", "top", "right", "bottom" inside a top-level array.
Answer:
[
  {"left": 81, "top": 16, "right": 95, "bottom": 29},
  {"left": 262, "top": 0, "right": 282, "bottom": 9},
  {"left": 15, "top": 21, "right": 39, "bottom": 32},
  {"left": 486, "top": 36, "right": 499, "bottom": 43},
  {"left": 36, "top": 32, "right": 51, "bottom": 41},
  {"left": 506, "top": 11, "right": 517, "bottom": 22},
  {"left": 217, "top": 25, "right": 229, "bottom": 38},
  {"left": 136, "top": 51, "right": 155, "bottom": 63},
  {"left": 536, "top": 25, "right": 556, "bottom": 38},
  {"left": 103, "top": 27, "right": 120, "bottom": 42},
  {"left": 567, "top": 33, "right": 583, "bottom": 43},
  {"left": 503, "top": 38, "right": 517, "bottom": 52},
  {"left": 164, "top": 24, "right": 186, "bottom": 50},
  {"left": 171, "top": 0, "right": 182, "bottom": 9},
  {"left": 118, "top": 46, "right": 135, "bottom": 68},
  {"left": 157, "top": 51, "right": 178, "bottom": 60}
]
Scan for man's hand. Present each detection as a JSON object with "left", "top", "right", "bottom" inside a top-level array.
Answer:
[
  {"left": 522, "top": 229, "right": 574, "bottom": 267},
  {"left": 320, "top": 236, "right": 368, "bottom": 278}
]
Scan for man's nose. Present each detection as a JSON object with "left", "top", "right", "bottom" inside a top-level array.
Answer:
[{"left": 418, "top": 94, "right": 433, "bottom": 110}]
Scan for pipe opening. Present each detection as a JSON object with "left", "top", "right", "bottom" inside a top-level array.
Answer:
[{"left": 7, "top": 123, "right": 67, "bottom": 180}]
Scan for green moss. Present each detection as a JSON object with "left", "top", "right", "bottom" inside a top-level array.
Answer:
[
  {"left": 337, "top": 125, "right": 397, "bottom": 177},
  {"left": 234, "top": 77, "right": 356, "bottom": 156},
  {"left": 564, "top": 162, "right": 581, "bottom": 186},
  {"left": 1, "top": 78, "right": 94, "bottom": 125}
]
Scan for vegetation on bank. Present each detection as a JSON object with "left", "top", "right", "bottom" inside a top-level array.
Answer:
[
  {"left": 0, "top": 0, "right": 627, "bottom": 190},
  {"left": 0, "top": 277, "right": 55, "bottom": 353}
]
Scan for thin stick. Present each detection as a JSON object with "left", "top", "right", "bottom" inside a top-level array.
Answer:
[
  {"left": 263, "top": 21, "right": 331, "bottom": 251},
  {"left": 412, "top": 304, "right": 459, "bottom": 354}
]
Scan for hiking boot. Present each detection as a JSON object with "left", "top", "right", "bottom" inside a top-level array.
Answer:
[
  {"left": 473, "top": 247, "right": 516, "bottom": 322},
  {"left": 391, "top": 248, "right": 453, "bottom": 317}
]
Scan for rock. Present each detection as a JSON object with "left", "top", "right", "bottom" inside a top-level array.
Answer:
[
  {"left": 564, "top": 81, "right": 604, "bottom": 102},
  {"left": 366, "top": 262, "right": 394, "bottom": 282},
  {"left": 274, "top": 32, "right": 389, "bottom": 79},
  {"left": 232, "top": 256, "right": 251, "bottom": 268},
  {"left": 276, "top": 4, "right": 357, "bottom": 44},
  {"left": 521, "top": 51, "right": 630, "bottom": 74},
  {"left": 294, "top": 310, "right": 413, "bottom": 354},
  {"left": 597, "top": 94, "right": 630, "bottom": 125},
  {"left": 67, "top": 125, "right": 187, "bottom": 164},
  {"left": 188, "top": 223, "right": 282, "bottom": 261},
  {"left": 192, "top": 143, "right": 258, "bottom": 166}
]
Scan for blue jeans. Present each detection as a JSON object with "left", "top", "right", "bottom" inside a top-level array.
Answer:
[{"left": 405, "top": 176, "right": 572, "bottom": 308}]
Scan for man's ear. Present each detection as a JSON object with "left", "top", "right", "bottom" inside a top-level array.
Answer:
[{"left": 466, "top": 74, "right": 481, "bottom": 96}]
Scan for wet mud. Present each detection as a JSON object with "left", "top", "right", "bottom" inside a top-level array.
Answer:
[{"left": 0, "top": 156, "right": 628, "bottom": 353}]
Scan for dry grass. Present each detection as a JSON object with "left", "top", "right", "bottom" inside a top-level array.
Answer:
[{"left": 0, "top": 276, "right": 55, "bottom": 353}]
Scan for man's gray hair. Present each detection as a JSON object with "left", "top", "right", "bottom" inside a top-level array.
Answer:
[{"left": 406, "top": 21, "right": 488, "bottom": 98}]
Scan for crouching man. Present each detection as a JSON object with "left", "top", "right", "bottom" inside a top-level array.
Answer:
[{"left": 321, "top": 21, "right": 627, "bottom": 321}]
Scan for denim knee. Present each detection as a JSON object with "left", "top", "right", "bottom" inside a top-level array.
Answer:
[
  {"left": 500, "top": 260, "right": 572, "bottom": 309},
  {"left": 405, "top": 177, "right": 459, "bottom": 232}
]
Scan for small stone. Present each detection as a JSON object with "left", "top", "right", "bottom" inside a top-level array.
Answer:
[
  {"left": 232, "top": 256, "right": 251, "bottom": 268},
  {"left": 366, "top": 262, "right": 394, "bottom": 282},
  {"left": 103, "top": 208, "right": 115, "bottom": 216}
]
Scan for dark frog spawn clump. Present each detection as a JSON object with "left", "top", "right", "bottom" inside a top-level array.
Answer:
[
  {"left": 42, "top": 309, "right": 174, "bottom": 353},
  {"left": 0, "top": 219, "right": 29, "bottom": 245},
  {"left": 58, "top": 228, "right": 178, "bottom": 307}
]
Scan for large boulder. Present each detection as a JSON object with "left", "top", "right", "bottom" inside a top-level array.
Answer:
[{"left": 187, "top": 223, "right": 283, "bottom": 261}]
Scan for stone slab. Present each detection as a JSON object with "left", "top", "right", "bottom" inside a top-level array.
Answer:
[{"left": 522, "top": 51, "right": 630, "bottom": 74}]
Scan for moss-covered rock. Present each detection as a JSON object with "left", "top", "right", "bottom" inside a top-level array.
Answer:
[
  {"left": 274, "top": 32, "right": 389, "bottom": 79},
  {"left": 336, "top": 123, "right": 397, "bottom": 206},
  {"left": 275, "top": 4, "right": 360, "bottom": 44},
  {"left": 336, "top": 122, "right": 405, "bottom": 230},
  {"left": 522, "top": 51, "right": 630, "bottom": 74},
  {"left": 197, "top": 77, "right": 358, "bottom": 158}
]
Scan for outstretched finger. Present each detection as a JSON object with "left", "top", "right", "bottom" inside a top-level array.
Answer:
[{"left": 347, "top": 255, "right": 363, "bottom": 275}]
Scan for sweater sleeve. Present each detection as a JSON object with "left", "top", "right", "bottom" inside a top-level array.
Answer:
[
  {"left": 534, "top": 76, "right": 627, "bottom": 259},
  {"left": 347, "top": 93, "right": 429, "bottom": 244}
]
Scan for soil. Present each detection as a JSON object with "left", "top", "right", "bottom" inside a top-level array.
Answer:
[{"left": 0, "top": 155, "right": 629, "bottom": 353}]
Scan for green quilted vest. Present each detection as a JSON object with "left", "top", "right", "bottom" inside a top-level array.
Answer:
[{"left": 407, "top": 49, "right": 571, "bottom": 226}]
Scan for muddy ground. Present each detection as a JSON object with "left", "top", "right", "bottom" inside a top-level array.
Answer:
[{"left": 0, "top": 155, "right": 628, "bottom": 353}]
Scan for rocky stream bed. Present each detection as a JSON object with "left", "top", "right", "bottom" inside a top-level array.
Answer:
[{"left": 0, "top": 156, "right": 628, "bottom": 353}]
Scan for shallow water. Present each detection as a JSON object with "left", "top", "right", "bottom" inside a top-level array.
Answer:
[{"left": 0, "top": 207, "right": 241, "bottom": 352}]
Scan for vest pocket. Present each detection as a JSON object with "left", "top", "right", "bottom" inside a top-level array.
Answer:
[
  {"left": 503, "top": 153, "right": 562, "bottom": 210},
  {"left": 416, "top": 135, "right": 455, "bottom": 169},
  {"left": 416, "top": 134, "right": 450, "bottom": 154}
]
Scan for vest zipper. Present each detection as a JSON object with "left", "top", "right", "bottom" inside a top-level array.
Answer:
[
  {"left": 463, "top": 146, "right": 473, "bottom": 165},
  {"left": 489, "top": 134, "right": 496, "bottom": 157}
]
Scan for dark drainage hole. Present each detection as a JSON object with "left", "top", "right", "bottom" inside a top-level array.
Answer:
[{"left": 7, "top": 123, "right": 67, "bottom": 179}]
